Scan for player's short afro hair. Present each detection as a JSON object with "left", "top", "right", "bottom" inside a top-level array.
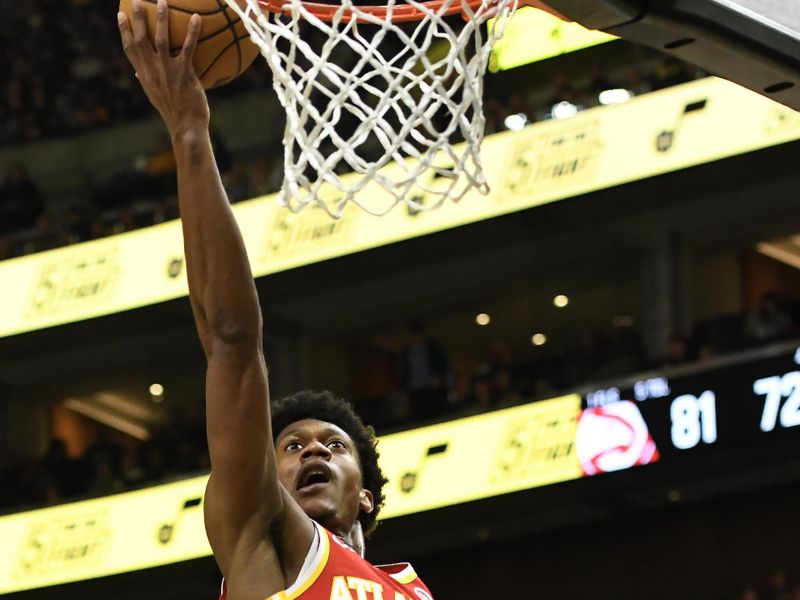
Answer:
[{"left": 271, "top": 390, "right": 388, "bottom": 536}]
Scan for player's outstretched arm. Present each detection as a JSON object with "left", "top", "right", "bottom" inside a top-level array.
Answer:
[{"left": 117, "top": 0, "right": 314, "bottom": 584}]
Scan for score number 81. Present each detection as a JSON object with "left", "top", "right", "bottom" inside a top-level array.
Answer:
[{"left": 670, "top": 391, "right": 718, "bottom": 450}]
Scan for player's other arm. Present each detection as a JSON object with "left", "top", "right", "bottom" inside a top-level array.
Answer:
[{"left": 117, "top": 0, "right": 313, "bottom": 578}]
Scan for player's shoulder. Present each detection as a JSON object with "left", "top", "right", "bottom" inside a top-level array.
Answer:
[
  {"left": 373, "top": 562, "right": 418, "bottom": 585},
  {"left": 373, "top": 563, "right": 434, "bottom": 600},
  {"left": 323, "top": 528, "right": 434, "bottom": 600}
]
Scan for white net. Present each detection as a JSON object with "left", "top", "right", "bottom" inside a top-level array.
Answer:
[{"left": 224, "top": 0, "right": 516, "bottom": 217}]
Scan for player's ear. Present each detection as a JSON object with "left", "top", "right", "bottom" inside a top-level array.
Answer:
[{"left": 359, "top": 488, "right": 374, "bottom": 514}]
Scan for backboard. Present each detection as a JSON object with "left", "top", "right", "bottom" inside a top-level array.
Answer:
[{"left": 538, "top": 0, "right": 800, "bottom": 110}]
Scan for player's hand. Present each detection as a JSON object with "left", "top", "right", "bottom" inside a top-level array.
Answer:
[{"left": 118, "top": 0, "right": 210, "bottom": 138}]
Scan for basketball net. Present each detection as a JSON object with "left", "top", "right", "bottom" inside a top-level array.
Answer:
[{"left": 224, "top": 0, "right": 516, "bottom": 217}]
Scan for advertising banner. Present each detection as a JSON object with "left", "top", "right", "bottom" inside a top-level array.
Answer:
[{"left": 0, "top": 78, "right": 797, "bottom": 339}]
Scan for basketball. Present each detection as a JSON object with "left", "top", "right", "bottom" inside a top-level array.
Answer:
[{"left": 118, "top": 0, "right": 260, "bottom": 89}]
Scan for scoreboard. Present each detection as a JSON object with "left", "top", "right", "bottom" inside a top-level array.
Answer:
[{"left": 578, "top": 343, "right": 800, "bottom": 474}]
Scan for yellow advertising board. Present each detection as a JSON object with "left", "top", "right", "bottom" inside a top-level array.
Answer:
[
  {"left": 0, "top": 77, "right": 798, "bottom": 339},
  {"left": 379, "top": 394, "right": 581, "bottom": 517},
  {"left": 489, "top": 7, "right": 616, "bottom": 72},
  {"left": 0, "top": 477, "right": 210, "bottom": 594},
  {"left": 0, "top": 395, "right": 581, "bottom": 594}
]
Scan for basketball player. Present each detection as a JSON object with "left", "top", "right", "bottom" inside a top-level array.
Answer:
[{"left": 117, "top": 1, "right": 434, "bottom": 598}]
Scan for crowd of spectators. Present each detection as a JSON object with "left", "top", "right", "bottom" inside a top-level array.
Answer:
[
  {"left": 483, "top": 54, "right": 701, "bottom": 135},
  {"left": 736, "top": 571, "right": 800, "bottom": 600},
  {"left": 0, "top": 0, "right": 706, "bottom": 261},
  {"left": 0, "top": 421, "right": 208, "bottom": 512},
  {"left": 356, "top": 319, "right": 646, "bottom": 430},
  {"left": 0, "top": 0, "right": 269, "bottom": 146},
  {"left": 0, "top": 52, "right": 702, "bottom": 260},
  {"left": 357, "top": 290, "right": 800, "bottom": 430}
]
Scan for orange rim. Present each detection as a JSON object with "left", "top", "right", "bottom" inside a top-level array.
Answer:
[{"left": 257, "top": 0, "right": 491, "bottom": 22}]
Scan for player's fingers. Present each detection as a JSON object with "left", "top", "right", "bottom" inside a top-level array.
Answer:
[
  {"left": 154, "top": 0, "right": 170, "bottom": 58},
  {"left": 131, "top": 0, "right": 149, "bottom": 44},
  {"left": 181, "top": 13, "right": 201, "bottom": 60},
  {"left": 117, "top": 12, "right": 135, "bottom": 56}
]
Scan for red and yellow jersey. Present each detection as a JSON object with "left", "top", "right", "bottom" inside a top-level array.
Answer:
[{"left": 219, "top": 521, "right": 433, "bottom": 600}]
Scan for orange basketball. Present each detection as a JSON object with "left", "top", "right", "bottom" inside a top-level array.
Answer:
[{"left": 118, "top": 0, "right": 260, "bottom": 89}]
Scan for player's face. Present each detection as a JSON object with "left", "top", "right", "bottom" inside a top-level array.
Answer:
[{"left": 275, "top": 419, "right": 373, "bottom": 535}]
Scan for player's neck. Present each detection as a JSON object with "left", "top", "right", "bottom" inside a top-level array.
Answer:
[{"left": 332, "top": 522, "right": 365, "bottom": 557}]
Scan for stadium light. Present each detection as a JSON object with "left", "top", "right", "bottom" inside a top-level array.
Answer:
[
  {"left": 598, "top": 88, "right": 633, "bottom": 105},
  {"left": 475, "top": 313, "right": 491, "bottom": 326},
  {"left": 503, "top": 113, "right": 528, "bottom": 131},
  {"left": 550, "top": 101, "right": 579, "bottom": 119},
  {"left": 553, "top": 294, "right": 569, "bottom": 308},
  {"left": 149, "top": 383, "right": 164, "bottom": 402},
  {"left": 531, "top": 333, "right": 547, "bottom": 346}
]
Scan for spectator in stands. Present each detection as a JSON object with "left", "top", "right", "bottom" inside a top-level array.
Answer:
[
  {"left": 210, "top": 127, "right": 232, "bottom": 175},
  {"left": 0, "top": 162, "right": 44, "bottom": 236},
  {"left": 401, "top": 318, "right": 453, "bottom": 422},
  {"left": 250, "top": 157, "right": 280, "bottom": 196},
  {"left": 132, "top": 133, "right": 179, "bottom": 203},
  {"left": 120, "top": 448, "right": 146, "bottom": 487},
  {"left": 696, "top": 338, "right": 718, "bottom": 363},
  {"left": 224, "top": 162, "right": 255, "bottom": 203},
  {"left": 622, "top": 64, "right": 653, "bottom": 97},
  {"left": 17, "top": 459, "right": 60, "bottom": 507},
  {"left": 790, "top": 583, "right": 800, "bottom": 600},
  {"left": 765, "top": 571, "right": 792, "bottom": 600},
  {"left": 588, "top": 63, "right": 616, "bottom": 92},
  {"left": 548, "top": 69, "right": 580, "bottom": 107},
  {"left": 87, "top": 450, "right": 125, "bottom": 496},
  {"left": 92, "top": 131, "right": 178, "bottom": 213},
  {"left": 506, "top": 93, "right": 534, "bottom": 125},
  {"left": 744, "top": 292, "right": 794, "bottom": 343},
  {"left": 169, "top": 437, "right": 200, "bottom": 474},
  {"left": 149, "top": 197, "right": 179, "bottom": 225},
  {"left": 467, "top": 365, "right": 494, "bottom": 413},
  {"left": 664, "top": 332, "right": 691, "bottom": 367},
  {"left": 41, "top": 438, "right": 87, "bottom": 499},
  {"left": 482, "top": 98, "right": 505, "bottom": 135},
  {"left": 0, "top": 234, "right": 12, "bottom": 261},
  {"left": 63, "top": 204, "right": 93, "bottom": 244},
  {"left": 141, "top": 441, "right": 169, "bottom": 483},
  {"left": 648, "top": 57, "right": 697, "bottom": 90},
  {"left": 474, "top": 341, "right": 526, "bottom": 408},
  {"left": 20, "top": 214, "right": 60, "bottom": 255},
  {"left": 565, "top": 329, "right": 610, "bottom": 382},
  {"left": 491, "top": 366, "right": 523, "bottom": 408},
  {"left": 109, "top": 208, "right": 139, "bottom": 235},
  {"left": 600, "top": 327, "right": 645, "bottom": 378}
]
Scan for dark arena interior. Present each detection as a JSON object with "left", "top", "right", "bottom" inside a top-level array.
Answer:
[{"left": 0, "top": 1, "right": 799, "bottom": 599}]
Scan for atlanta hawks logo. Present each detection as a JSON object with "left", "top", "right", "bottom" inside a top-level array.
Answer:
[{"left": 414, "top": 588, "right": 433, "bottom": 600}]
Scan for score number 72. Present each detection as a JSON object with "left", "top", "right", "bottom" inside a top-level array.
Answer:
[{"left": 754, "top": 371, "right": 800, "bottom": 432}]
